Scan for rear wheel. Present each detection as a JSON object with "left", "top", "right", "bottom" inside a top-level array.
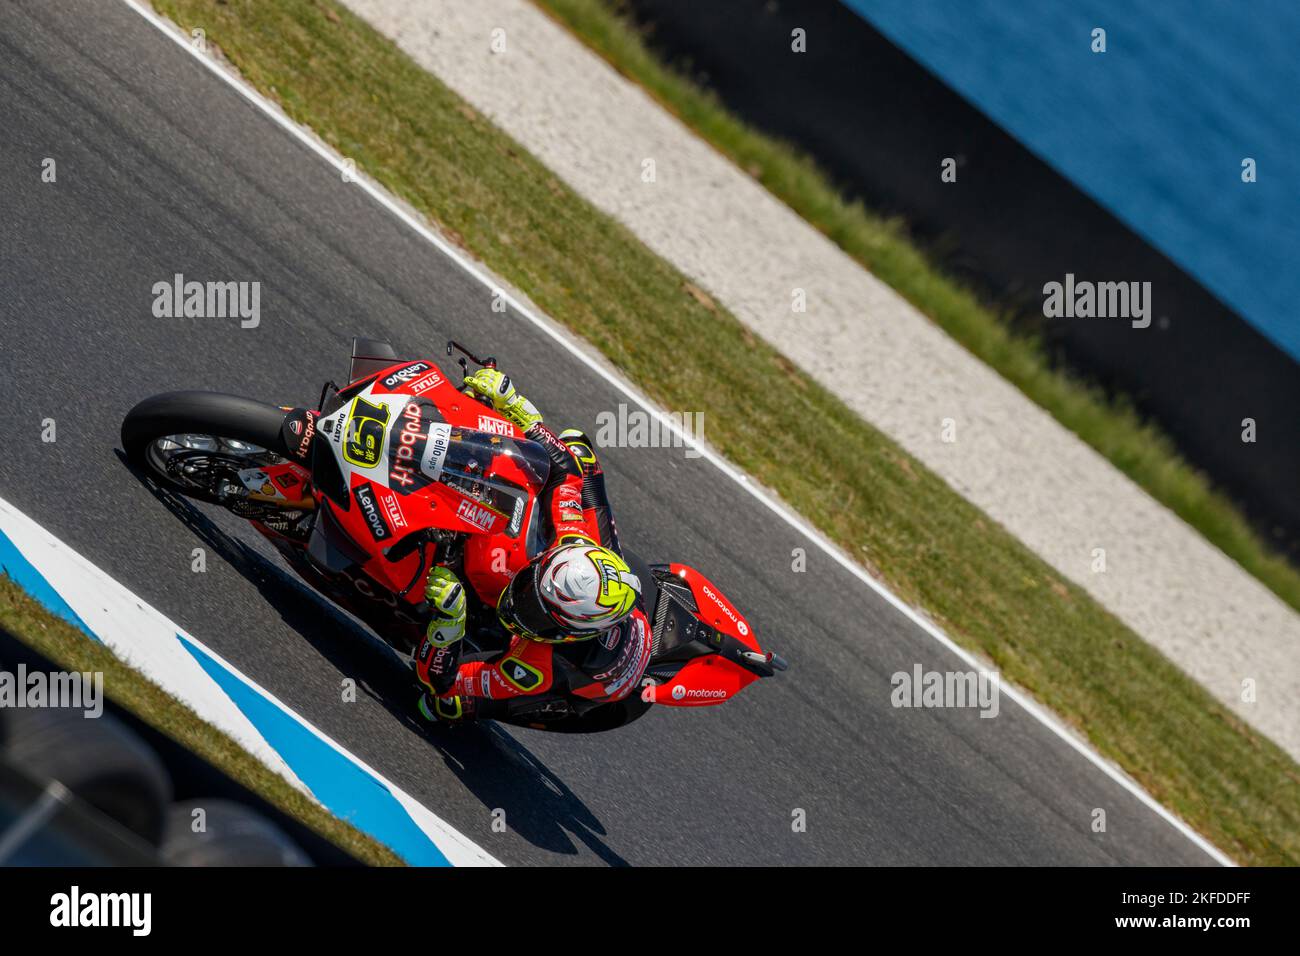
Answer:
[{"left": 121, "top": 391, "right": 293, "bottom": 506}]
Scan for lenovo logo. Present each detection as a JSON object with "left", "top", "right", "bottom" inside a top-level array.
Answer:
[
  {"left": 353, "top": 484, "right": 391, "bottom": 541},
  {"left": 381, "top": 361, "right": 432, "bottom": 389}
]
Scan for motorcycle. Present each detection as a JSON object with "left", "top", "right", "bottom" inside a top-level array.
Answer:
[{"left": 121, "top": 337, "right": 786, "bottom": 732}]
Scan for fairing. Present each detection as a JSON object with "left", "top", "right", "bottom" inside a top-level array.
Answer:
[
  {"left": 302, "top": 359, "right": 551, "bottom": 601},
  {"left": 641, "top": 563, "right": 767, "bottom": 707}
]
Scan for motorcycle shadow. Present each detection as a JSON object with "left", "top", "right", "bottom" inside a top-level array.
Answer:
[
  {"left": 424, "top": 722, "right": 628, "bottom": 865},
  {"left": 117, "top": 451, "right": 628, "bottom": 864}
]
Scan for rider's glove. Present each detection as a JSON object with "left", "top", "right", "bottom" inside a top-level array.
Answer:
[
  {"left": 418, "top": 692, "right": 468, "bottom": 723},
  {"left": 462, "top": 368, "right": 542, "bottom": 431},
  {"left": 424, "top": 566, "right": 466, "bottom": 648}
]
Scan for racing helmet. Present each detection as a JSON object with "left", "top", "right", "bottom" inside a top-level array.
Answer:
[{"left": 497, "top": 540, "right": 641, "bottom": 643}]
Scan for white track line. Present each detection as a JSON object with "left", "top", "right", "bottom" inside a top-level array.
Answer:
[{"left": 121, "top": 0, "right": 1233, "bottom": 866}]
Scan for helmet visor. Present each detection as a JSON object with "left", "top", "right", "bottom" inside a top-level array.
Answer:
[{"left": 498, "top": 561, "right": 568, "bottom": 641}]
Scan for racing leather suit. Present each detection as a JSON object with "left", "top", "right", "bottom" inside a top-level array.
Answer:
[{"left": 412, "top": 414, "right": 649, "bottom": 721}]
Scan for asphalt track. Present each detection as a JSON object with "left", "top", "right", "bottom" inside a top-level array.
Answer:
[{"left": 0, "top": 0, "right": 1217, "bottom": 865}]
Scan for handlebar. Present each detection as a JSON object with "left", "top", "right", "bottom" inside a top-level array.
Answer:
[{"left": 446, "top": 340, "right": 496, "bottom": 377}]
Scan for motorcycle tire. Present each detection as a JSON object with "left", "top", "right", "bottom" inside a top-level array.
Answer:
[{"left": 121, "top": 391, "right": 293, "bottom": 505}]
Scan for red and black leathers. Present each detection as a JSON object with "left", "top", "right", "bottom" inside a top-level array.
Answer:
[{"left": 412, "top": 422, "right": 650, "bottom": 717}]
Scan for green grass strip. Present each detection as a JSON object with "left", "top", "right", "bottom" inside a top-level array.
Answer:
[{"left": 532, "top": 0, "right": 1300, "bottom": 617}]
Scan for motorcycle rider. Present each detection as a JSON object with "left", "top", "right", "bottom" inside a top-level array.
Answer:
[{"left": 410, "top": 367, "right": 652, "bottom": 723}]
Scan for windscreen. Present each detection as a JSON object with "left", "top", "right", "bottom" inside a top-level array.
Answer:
[{"left": 432, "top": 427, "right": 550, "bottom": 538}]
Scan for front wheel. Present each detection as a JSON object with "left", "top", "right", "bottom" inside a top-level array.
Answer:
[{"left": 121, "top": 391, "right": 293, "bottom": 505}]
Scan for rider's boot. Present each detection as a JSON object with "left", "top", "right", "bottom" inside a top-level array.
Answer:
[
  {"left": 417, "top": 690, "right": 515, "bottom": 724},
  {"left": 418, "top": 692, "right": 470, "bottom": 723}
]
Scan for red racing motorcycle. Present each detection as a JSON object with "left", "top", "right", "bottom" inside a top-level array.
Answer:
[{"left": 122, "top": 338, "right": 786, "bottom": 732}]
